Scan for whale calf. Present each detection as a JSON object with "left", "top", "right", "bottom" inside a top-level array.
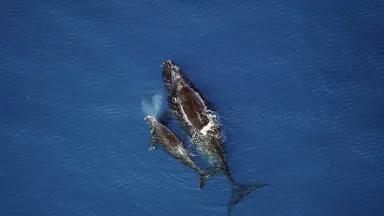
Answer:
[
  {"left": 161, "top": 60, "right": 268, "bottom": 215},
  {"left": 144, "top": 115, "right": 214, "bottom": 189}
]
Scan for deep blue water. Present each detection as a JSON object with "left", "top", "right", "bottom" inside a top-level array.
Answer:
[{"left": 1, "top": 0, "right": 384, "bottom": 215}]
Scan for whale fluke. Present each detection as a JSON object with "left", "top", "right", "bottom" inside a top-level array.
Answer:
[{"left": 227, "top": 182, "right": 269, "bottom": 216}]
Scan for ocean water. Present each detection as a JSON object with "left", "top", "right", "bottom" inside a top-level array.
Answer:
[{"left": 1, "top": 0, "right": 384, "bottom": 215}]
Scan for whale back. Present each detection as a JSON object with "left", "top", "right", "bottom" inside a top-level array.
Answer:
[{"left": 178, "top": 85, "right": 210, "bottom": 131}]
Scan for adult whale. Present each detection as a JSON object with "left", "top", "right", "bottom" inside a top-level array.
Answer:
[
  {"left": 144, "top": 115, "right": 214, "bottom": 189},
  {"left": 161, "top": 60, "right": 268, "bottom": 215}
]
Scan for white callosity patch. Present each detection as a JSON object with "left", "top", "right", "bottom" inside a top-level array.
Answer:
[
  {"left": 145, "top": 116, "right": 156, "bottom": 134},
  {"left": 200, "top": 116, "right": 214, "bottom": 135},
  {"left": 176, "top": 145, "right": 186, "bottom": 156},
  {"left": 171, "top": 66, "right": 182, "bottom": 83}
]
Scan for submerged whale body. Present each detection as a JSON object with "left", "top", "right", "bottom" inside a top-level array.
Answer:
[
  {"left": 161, "top": 60, "right": 268, "bottom": 215},
  {"left": 144, "top": 115, "right": 214, "bottom": 189}
]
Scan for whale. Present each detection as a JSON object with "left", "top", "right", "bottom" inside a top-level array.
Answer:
[
  {"left": 161, "top": 60, "right": 268, "bottom": 215},
  {"left": 144, "top": 115, "right": 214, "bottom": 189}
]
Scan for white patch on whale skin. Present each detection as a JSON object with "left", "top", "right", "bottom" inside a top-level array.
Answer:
[
  {"left": 200, "top": 118, "right": 214, "bottom": 135},
  {"left": 144, "top": 116, "right": 156, "bottom": 134},
  {"left": 177, "top": 145, "right": 186, "bottom": 156},
  {"left": 173, "top": 74, "right": 182, "bottom": 85},
  {"left": 170, "top": 65, "right": 182, "bottom": 83}
]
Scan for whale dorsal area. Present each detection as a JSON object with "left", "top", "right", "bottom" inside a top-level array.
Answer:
[
  {"left": 156, "top": 123, "right": 180, "bottom": 147},
  {"left": 178, "top": 85, "right": 210, "bottom": 131}
]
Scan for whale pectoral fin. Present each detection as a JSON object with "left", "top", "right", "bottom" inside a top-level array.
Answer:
[{"left": 148, "top": 138, "right": 157, "bottom": 151}]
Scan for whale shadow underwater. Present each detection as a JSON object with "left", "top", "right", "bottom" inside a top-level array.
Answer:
[{"left": 144, "top": 60, "right": 269, "bottom": 215}]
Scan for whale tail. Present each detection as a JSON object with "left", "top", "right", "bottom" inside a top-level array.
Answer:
[{"left": 227, "top": 182, "right": 269, "bottom": 216}]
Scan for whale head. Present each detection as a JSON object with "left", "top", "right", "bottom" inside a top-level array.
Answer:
[
  {"left": 162, "top": 60, "right": 184, "bottom": 91},
  {"left": 144, "top": 116, "right": 156, "bottom": 131}
]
